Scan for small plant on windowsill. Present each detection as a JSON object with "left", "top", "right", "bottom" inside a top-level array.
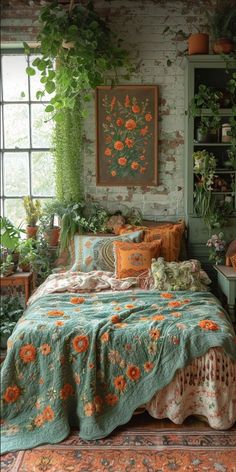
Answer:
[
  {"left": 23, "top": 196, "right": 42, "bottom": 239},
  {"left": 206, "top": 232, "right": 227, "bottom": 265}
]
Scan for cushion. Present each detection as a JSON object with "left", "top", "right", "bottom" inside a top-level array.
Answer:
[
  {"left": 117, "top": 224, "right": 147, "bottom": 235},
  {"left": 151, "top": 257, "right": 211, "bottom": 291},
  {"left": 114, "top": 240, "right": 162, "bottom": 278},
  {"left": 71, "top": 230, "right": 143, "bottom": 272},
  {"left": 143, "top": 221, "right": 185, "bottom": 262}
]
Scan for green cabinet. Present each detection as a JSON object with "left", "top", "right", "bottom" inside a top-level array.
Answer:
[{"left": 184, "top": 55, "right": 236, "bottom": 262}]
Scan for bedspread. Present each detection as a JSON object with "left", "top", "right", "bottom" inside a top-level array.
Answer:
[{"left": 1, "top": 288, "right": 236, "bottom": 453}]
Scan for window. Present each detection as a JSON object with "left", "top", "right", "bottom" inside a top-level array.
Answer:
[{"left": 0, "top": 51, "right": 55, "bottom": 227}]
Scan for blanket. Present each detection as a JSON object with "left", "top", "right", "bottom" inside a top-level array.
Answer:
[{"left": 1, "top": 285, "right": 236, "bottom": 453}]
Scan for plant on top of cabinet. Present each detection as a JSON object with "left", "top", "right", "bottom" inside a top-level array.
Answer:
[
  {"left": 207, "top": 2, "right": 236, "bottom": 54},
  {"left": 189, "top": 84, "right": 223, "bottom": 143}
]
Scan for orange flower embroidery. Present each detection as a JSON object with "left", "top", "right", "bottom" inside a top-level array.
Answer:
[
  {"left": 144, "top": 361, "right": 154, "bottom": 372},
  {"left": 145, "top": 113, "right": 152, "bottom": 121},
  {"left": 47, "top": 310, "right": 64, "bottom": 317},
  {"left": 132, "top": 104, "right": 140, "bottom": 113},
  {"left": 149, "top": 328, "right": 161, "bottom": 340},
  {"left": 114, "top": 375, "right": 127, "bottom": 392},
  {"left": 152, "top": 314, "right": 165, "bottom": 321},
  {"left": 118, "top": 157, "right": 127, "bottom": 166},
  {"left": 114, "top": 306, "right": 121, "bottom": 311},
  {"left": 125, "top": 137, "right": 134, "bottom": 148},
  {"left": 94, "top": 395, "right": 103, "bottom": 413},
  {"left": 40, "top": 344, "right": 51, "bottom": 356},
  {"left": 161, "top": 293, "right": 174, "bottom": 299},
  {"left": 3, "top": 385, "right": 21, "bottom": 404},
  {"left": 171, "top": 311, "right": 182, "bottom": 318},
  {"left": 43, "top": 405, "right": 55, "bottom": 421},
  {"left": 105, "top": 148, "right": 112, "bottom": 156},
  {"left": 84, "top": 402, "right": 95, "bottom": 416},
  {"left": 114, "top": 322, "right": 128, "bottom": 329},
  {"left": 168, "top": 301, "right": 181, "bottom": 308},
  {"left": 125, "top": 304, "right": 135, "bottom": 309},
  {"left": 114, "top": 141, "right": 124, "bottom": 150},
  {"left": 105, "top": 393, "right": 118, "bottom": 406},
  {"left": 60, "top": 383, "right": 74, "bottom": 400},
  {"left": 34, "top": 414, "right": 44, "bottom": 427},
  {"left": 116, "top": 118, "right": 123, "bottom": 126},
  {"left": 182, "top": 299, "right": 191, "bottom": 304},
  {"left": 111, "top": 315, "right": 120, "bottom": 324},
  {"left": 125, "top": 119, "right": 137, "bottom": 130},
  {"left": 101, "top": 332, "right": 109, "bottom": 343},
  {"left": 70, "top": 297, "right": 85, "bottom": 304},
  {"left": 127, "top": 364, "right": 141, "bottom": 381},
  {"left": 111, "top": 170, "right": 116, "bottom": 177},
  {"left": 19, "top": 344, "right": 36, "bottom": 363},
  {"left": 198, "top": 320, "right": 219, "bottom": 331},
  {"left": 72, "top": 335, "right": 89, "bottom": 353},
  {"left": 55, "top": 320, "right": 64, "bottom": 326},
  {"left": 131, "top": 161, "right": 139, "bottom": 170}
]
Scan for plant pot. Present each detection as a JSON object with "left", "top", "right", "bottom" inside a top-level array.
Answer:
[
  {"left": 44, "top": 226, "right": 60, "bottom": 247},
  {"left": 1, "top": 263, "right": 15, "bottom": 277},
  {"left": 11, "top": 252, "right": 19, "bottom": 270},
  {"left": 188, "top": 33, "right": 209, "bottom": 55},
  {"left": 213, "top": 38, "right": 234, "bottom": 54},
  {"left": 19, "top": 262, "right": 31, "bottom": 272},
  {"left": 26, "top": 226, "right": 38, "bottom": 239},
  {"left": 196, "top": 127, "right": 219, "bottom": 143}
]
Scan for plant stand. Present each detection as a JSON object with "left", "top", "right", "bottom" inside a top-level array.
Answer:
[{"left": 0, "top": 271, "right": 34, "bottom": 304}]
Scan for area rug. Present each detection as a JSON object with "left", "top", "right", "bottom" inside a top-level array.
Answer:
[{"left": 1, "top": 417, "right": 236, "bottom": 472}]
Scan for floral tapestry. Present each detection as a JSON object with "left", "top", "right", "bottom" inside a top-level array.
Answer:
[{"left": 96, "top": 85, "right": 158, "bottom": 186}]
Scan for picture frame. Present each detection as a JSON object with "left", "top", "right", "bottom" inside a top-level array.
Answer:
[{"left": 96, "top": 85, "right": 158, "bottom": 186}]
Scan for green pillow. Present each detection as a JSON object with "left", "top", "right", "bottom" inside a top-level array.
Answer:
[{"left": 151, "top": 257, "right": 211, "bottom": 291}]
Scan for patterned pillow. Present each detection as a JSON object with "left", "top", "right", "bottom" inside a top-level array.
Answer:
[
  {"left": 144, "top": 221, "right": 185, "bottom": 262},
  {"left": 114, "top": 240, "right": 162, "bottom": 278},
  {"left": 71, "top": 230, "right": 143, "bottom": 272},
  {"left": 151, "top": 257, "right": 211, "bottom": 291}
]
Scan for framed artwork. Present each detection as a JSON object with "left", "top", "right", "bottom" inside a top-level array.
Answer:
[{"left": 96, "top": 85, "right": 158, "bottom": 186}]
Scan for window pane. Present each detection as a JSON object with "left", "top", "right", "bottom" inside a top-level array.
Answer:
[
  {"left": 4, "top": 152, "right": 29, "bottom": 196},
  {"left": 31, "top": 152, "right": 55, "bottom": 196},
  {"left": 4, "top": 199, "right": 26, "bottom": 228},
  {"left": 29, "top": 55, "right": 52, "bottom": 101},
  {"left": 4, "top": 104, "right": 29, "bottom": 148},
  {"left": 2, "top": 55, "right": 29, "bottom": 101},
  {"left": 31, "top": 105, "right": 53, "bottom": 148}
]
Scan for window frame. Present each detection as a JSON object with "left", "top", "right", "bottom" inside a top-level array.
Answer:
[{"left": 0, "top": 46, "right": 55, "bottom": 222}]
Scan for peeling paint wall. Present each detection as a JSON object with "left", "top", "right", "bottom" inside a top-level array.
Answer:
[{"left": 2, "top": 0, "right": 217, "bottom": 220}]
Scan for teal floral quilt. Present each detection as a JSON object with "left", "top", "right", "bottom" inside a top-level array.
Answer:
[{"left": 1, "top": 287, "right": 236, "bottom": 453}]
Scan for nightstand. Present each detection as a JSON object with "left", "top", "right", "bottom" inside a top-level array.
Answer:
[
  {"left": 0, "top": 271, "right": 34, "bottom": 303},
  {"left": 214, "top": 265, "right": 236, "bottom": 322}
]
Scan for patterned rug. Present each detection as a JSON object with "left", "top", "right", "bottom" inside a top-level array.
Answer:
[{"left": 1, "top": 415, "right": 236, "bottom": 472}]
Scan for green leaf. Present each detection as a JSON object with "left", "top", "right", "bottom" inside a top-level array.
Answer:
[
  {"left": 45, "top": 104, "right": 54, "bottom": 112},
  {"left": 45, "top": 81, "right": 56, "bottom": 94},
  {"left": 36, "top": 90, "right": 44, "bottom": 100},
  {"left": 26, "top": 66, "right": 36, "bottom": 76},
  {"left": 23, "top": 41, "right": 30, "bottom": 55}
]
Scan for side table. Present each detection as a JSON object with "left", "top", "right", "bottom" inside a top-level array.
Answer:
[
  {"left": 0, "top": 271, "right": 34, "bottom": 303},
  {"left": 214, "top": 265, "right": 236, "bottom": 322}
]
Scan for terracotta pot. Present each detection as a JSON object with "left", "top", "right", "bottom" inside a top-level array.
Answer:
[
  {"left": 19, "top": 262, "right": 31, "bottom": 272},
  {"left": 188, "top": 33, "right": 209, "bottom": 55},
  {"left": 11, "top": 252, "right": 19, "bottom": 270},
  {"left": 26, "top": 226, "right": 38, "bottom": 239},
  {"left": 213, "top": 38, "right": 234, "bottom": 54},
  {"left": 45, "top": 227, "right": 60, "bottom": 247}
]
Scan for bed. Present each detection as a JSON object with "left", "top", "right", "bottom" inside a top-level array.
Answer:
[{"left": 1, "top": 269, "right": 236, "bottom": 454}]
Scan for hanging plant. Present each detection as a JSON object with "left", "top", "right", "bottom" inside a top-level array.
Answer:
[{"left": 24, "top": 0, "right": 132, "bottom": 122}]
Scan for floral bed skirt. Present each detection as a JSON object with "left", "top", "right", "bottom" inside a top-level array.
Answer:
[{"left": 145, "top": 347, "right": 236, "bottom": 429}]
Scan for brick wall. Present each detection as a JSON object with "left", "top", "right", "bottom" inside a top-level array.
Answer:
[{"left": 2, "top": 0, "right": 217, "bottom": 220}]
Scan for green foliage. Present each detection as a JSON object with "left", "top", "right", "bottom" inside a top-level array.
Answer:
[
  {"left": 23, "top": 197, "right": 42, "bottom": 227},
  {"left": 0, "top": 255, "right": 14, "bottom": 276},
  {"left": 0, "top": 217, "right": 24, "bottom": 252},
  {"left": 189, "top": 84, "right": 223, "bottom": 134},
  {"left": 40, "top": 199, "right": 66, "bottom": 229},
  {"left": 28, "top": 236, "right": 57, "bottom": 286},
  {"left": 24, "top": 1, "right": 132, "bottom": 120},
  {"left": 207, "top": 3, "right": 236, "bottom": 41},
  {"left": 0, "top": 295, "right": 24, "bottom": 344}
]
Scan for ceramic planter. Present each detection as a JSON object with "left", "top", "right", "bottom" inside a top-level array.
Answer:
[
  {"left": 26, "top": 226, "right": 38, "bottom": 239},
  {"left": 213, "top": 38, "right": 234, "bottom": 54},
  {"left": 44, "top": 226, "right": 60, "bottom": 247},
  {"left": 188, "top": 33, "right": 209, "bottom": 55}
]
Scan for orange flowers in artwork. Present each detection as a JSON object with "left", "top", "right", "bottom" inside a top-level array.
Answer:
[
  {"left": 198, "top": 320, "right": 219, "bottom": 331},
  {"left": 118, "top": 157, "right": 127, "bottom": 166},
  {"left": 114, "top": 141, "right": 124, "bottom": 150},
  {"left": 125, "top": 119, "right": 137, "bottom": 131},
  {"left": 72, "top": 335, "right": 89, "bottom": 353}
]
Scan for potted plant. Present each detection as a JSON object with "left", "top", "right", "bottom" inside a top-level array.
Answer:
[
  {"left": 189, "top": 84, "right": 223, "bottom": 142},
  {"left": 23, "top": 196, "right": 42, "bottom": 239},
  {"left": 207, "top": 2, "right": 236, "bottom": 54},
  {"left": 18, "top": 238, "right": 37, "bottom": 272},
  {"left": 193, "top": 149, "right": 216, "bottom": 224},
  {"left": 188, "top": 27, "right": 209, "bottom": 55},
  {"left": 0, "top": 216, "right": 24, "bottom": 270},
  {"left": 40, "top": 200, "right": 65, "bottom": 247},
  {"left": 0, "top": 255, "right": 14, "bottom": 277},
  {"left": 0, "top": 295, "right": 24, "bottom": 349}
]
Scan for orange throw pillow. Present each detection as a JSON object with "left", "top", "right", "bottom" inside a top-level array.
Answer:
[
  {"left": 144, "top": 221, "right": 185, "bottom": 262},
  {"left": 114, "top": 240, "right": 162, "bottom": 278}
]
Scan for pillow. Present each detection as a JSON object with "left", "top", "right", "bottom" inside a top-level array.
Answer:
[
  {"left": 71, "top": 230, "right": 143, "bottom": 272},
  {"left": 151, "top": 257, "right": 211, "bottom": 291},
  {"left": 114, "top": 240, "right": 162, "bottom": 278},
  {"left": 117, "top": 224, "right": 147, "bottom": 235},
  {"left": 144, "top": 221, "right": 185, "bottom": 262}
]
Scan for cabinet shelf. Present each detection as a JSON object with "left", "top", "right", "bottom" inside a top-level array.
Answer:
[
  {"left": 194, "top": 108, "right": 233, "bottom": 116},
  {"left": 194, "top": 169, "right": 235, "bottom": 174},
  {"left": 193, "top": 142, "right": 232, "bottom": 147}
]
